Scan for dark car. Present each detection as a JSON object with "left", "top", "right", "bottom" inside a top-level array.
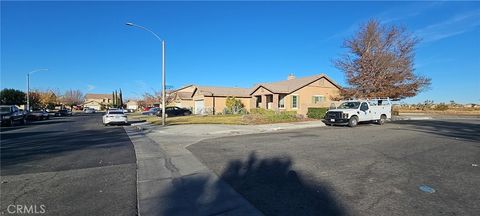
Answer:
[
  {"left": 0, "top": 105, "right": 27, "bottom": 126},
  {"left": 27, "top": 110, "right": 50, "bottom": 120},
  {"left": 55, "top": 109, "right": 72, "bottom": 117},
  {"left": 156, "top": 106, "right": 192, "bottom": 117}
]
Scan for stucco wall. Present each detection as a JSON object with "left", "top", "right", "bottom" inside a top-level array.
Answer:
[
  {"left": 251, "top": 86, "right": 274, "bottom": 96},
  {"left": 202, "top": 96, "right": 251, "bottom": 114},
  {"left": 288, "top": 77, "right": 340, "bottom": 115}
]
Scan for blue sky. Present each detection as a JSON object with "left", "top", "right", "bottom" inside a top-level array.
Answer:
[{"left": 1, "top": 1, "right": 479, "bottom": 103}]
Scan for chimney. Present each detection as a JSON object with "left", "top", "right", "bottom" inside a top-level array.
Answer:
[{"left": 287, "top": 74, "right": 296, "bottom": 80}]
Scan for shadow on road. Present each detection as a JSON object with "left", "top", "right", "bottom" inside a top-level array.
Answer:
[
  {"left": 392, "top": 120, "right": 480, "bottom": 142},
  {"left": 0, "top": 119, "right": 74, "bottom": 132},
  {"left": 1, "top": 127, "right": 133, "bottom": 174},
  {"left": 0, "top": 125, "right": 28, "bottom": 132},
  {"left": 0, "top": 130, "right": 63, "bottom": 140},
  {"left": 161, "top": 152, "right": 345, "bottom": 216}
]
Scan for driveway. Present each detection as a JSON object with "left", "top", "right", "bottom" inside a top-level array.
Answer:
[
  {"left": 0, "top": 113, "right": 137, "bottom": 215},
  {"left": 187, "top": 119, "right": 480, "bottom": 216}
]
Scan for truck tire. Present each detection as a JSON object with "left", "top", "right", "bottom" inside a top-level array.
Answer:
[
  {"left": 348, "top": 116, "right": 358, "bottom": 127},
  {"left": 378, "top": 114, "right": 387, "bottom": 125}
]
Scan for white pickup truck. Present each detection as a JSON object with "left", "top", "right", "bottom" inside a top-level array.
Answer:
[{"left": 324, "top": 98, "right": 392, "bottom": 127}]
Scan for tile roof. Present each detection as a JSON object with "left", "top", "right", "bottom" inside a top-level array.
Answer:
[
  {"left": 176, "top": 92, "right": 193, "bottom": 100},
  {"left": 85, "top": 93, "right": 113, "bottom": 100},
  {"left": 195, "top": 86, "right": 251, "bottom": 97},
  {"left": 252, "top": 74, "right": 341, "bottom": 94}
]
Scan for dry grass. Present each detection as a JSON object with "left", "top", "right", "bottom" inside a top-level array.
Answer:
[
  {"left": 166, "top": 115, "right": 245, "bottom": 125},
  {"left": 128, "top": 112, "right": 308, "bottom": 125},
  {"left": 396, "top": 108, "right": 480, "bottom": 116}
]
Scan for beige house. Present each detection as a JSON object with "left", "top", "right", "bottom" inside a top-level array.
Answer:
[
  {"left": 126, "top": 100, "right": 139, "bottom": 110},
  {"left": 170, "top": 85, "right": 251, "bottom": 114},
  {"left": 83, "top": 93, "right": 113, "bottom": 110},
  {"left": 171, "top": 73, "right": 341, "bottom": 115},
  {"left": 251, "top": 74, "right": 341, "bottom": 115}
]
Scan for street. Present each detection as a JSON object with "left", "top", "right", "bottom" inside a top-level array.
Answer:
[
  {"left": 188, "top": 119, "right": 480, "bottom": 216},
  {"left": 0, "top": 113, "right": 137, "bottom": 215}
]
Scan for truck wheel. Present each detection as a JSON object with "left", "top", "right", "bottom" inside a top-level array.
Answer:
[
  {"left": 348, "top": 116, "right": 358, "bottom": 127},
  {"left": 378, "top": 115, "right": 387, "bottom": 125}
]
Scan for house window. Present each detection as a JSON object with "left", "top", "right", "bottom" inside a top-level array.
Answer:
[
  {"left": 291, "top": 95, "right": 298, "bottom": 109},
  {"left": 312, "top": 95, "right": 325, "bottom": 104},
  {"left": 279, "top": 95, "right": 286, "bottom": 108}
]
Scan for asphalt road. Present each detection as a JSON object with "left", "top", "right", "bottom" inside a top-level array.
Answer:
[
  {"left": 188, "top": 119, "right": 480, "bottom": 216},
  {"left": 0, "top": 113, "right": 137, "bottom": 216}
]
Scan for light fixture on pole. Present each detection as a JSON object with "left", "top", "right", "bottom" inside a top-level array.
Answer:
[
  {"left": 126, "top": 22, "right": 166, "bottom": 126},
  {"left": 26, "top": 69, "right": 48, "bottom": 111}
]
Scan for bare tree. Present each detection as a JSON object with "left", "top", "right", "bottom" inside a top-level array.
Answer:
[
  {"left": 62, "top": 89, "right": 84, "bottom": 109},
  {"left": 141, "top": 89, "right": 175, "bottom": 107},
  {"left": 334, "top": 19, "right": 431, "bottom": 99}
]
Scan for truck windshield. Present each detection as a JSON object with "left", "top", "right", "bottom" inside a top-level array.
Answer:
[{"left": 338, "top": 102, "right": 361, "bottom": 109}]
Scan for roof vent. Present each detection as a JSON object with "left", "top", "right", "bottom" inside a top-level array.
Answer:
[{"left": 287, "top": 74, "right": 296, "bottom": 80}]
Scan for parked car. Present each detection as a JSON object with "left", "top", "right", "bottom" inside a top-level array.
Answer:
[
  {"left": 156, "top": 106, "right": 192, "bottom": 117},
  {"left": 125, "top": 109, "right": 135, "bottom": 113},
  {"left": 0, "top": 105, "right": 27, "bottom": 126},
  {"left": 142, "top": 107, "right": 160, "bottom": 116},
  {"left": 27, "top": 110, "right": 50, "bottom": 120},
  {"left": 324, "top": 98, "right": 392, "bottom": 127},
  {"left": 103, "top": 109, "right": 128, "bottom": 125},
  {"left": 84, "top": 108, "right": 96, "bottom": 114},
  {"left": 55, "top": 109, "right": 72, "bottom": 117}
]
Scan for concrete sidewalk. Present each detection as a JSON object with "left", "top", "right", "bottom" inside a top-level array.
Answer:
[{"left": 125, "top": 120, "right": 326, "bottom": 216}]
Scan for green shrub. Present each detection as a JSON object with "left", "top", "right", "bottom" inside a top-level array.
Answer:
[
  {"left": 307, "top": 107, "right": 328, "bottom": 119},
  {"left": 225, "top": 97, "right": 245, "bottom": 114},
  {"left": 243, "top": 109, "right": 299, "bottom": 124}
]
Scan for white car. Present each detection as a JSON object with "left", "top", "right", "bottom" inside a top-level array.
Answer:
[
  {"left": 102, "top": 109, "right": 128, "bottom": 125},
  {"left": 84, "top": 108, "right": 96, "bottom": 114},
  {"left": 325, "top": 98, "right": 392, "bottom": 127}
]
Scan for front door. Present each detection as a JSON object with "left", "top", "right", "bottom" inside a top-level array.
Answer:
[{"left": 359, "top": 102, "right": 371, "bottom": 121}]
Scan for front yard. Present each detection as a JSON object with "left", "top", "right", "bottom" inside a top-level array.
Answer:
[{"left": 128, "top": 110, "right": 315, "bottom": 125}]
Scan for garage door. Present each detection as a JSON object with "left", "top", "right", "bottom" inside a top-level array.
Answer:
[{"left": 194, "top": 100, "right": 204, "bottom": 114}]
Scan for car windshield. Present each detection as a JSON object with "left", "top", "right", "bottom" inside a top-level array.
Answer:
[
  {"left": 338, "top": 102, "right": 361, "bottom": 109},
  {"left": 0, "top": 107, "right": 11, "bottom": 112},
  {"left": 109, "top": 111, "right": 124, "bottom": 115}
]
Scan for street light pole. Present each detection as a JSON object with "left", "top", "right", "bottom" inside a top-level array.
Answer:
[
  {"left": 161, "top": 40, "right": 166, "bottom": 126},
  {"left": 126, "top": 22, "right": 166, "bottom": 126},
  {"left": 26, "top": 69, "right": 48, "bottom": 111}
]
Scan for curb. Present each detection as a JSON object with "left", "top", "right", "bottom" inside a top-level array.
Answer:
[
  {"left": 130, "top": 121, "right": 149, "bottom": 126},
  {"left": 123, "top": 125, "right": 263, "bottom": 216},
  {"left": 392, "top": 116, "right": 433, "bottom": 121}
]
